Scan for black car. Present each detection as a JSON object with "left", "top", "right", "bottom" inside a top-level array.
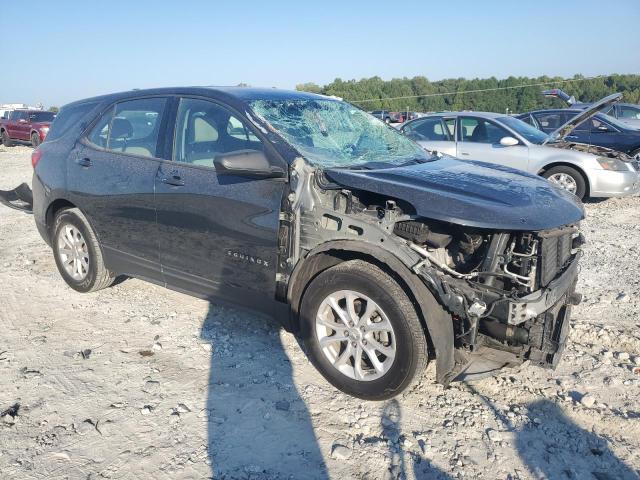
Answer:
[
  {"left": 30, "top": 87, "right": 584, "bottom": 399},
  {"left": 518, "top": 109, "right": 640, "bottom": 159},
  {"left": 543, "top": 88, "right": 640, "bottom": 129}
]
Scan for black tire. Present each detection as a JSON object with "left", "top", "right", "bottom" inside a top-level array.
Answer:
[
  {"left": 300, "top": 260, "right": 428, "bottom": 400},
  {"left": 542, "top": 165, "right": 587, "bottom": 200},
  {"left": 630, "top": 148, "right": 640, "bottom": 160},
  {"left": 31, "top": 132, "right": 40, "bottom": 148},
  {"left": 384, "top": 117, "right": 391, "bottom": 124},
  {"left": 52, "top": 208, "right": 115, "bottom": 293},
  {"left": 1, "top": 130, "right": 12, "bottom": 147}
]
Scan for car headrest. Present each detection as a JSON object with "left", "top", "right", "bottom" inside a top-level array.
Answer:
[
  {"left": 111, "top": 117, "right": 133, "bottom": 139},
  {"left": 470, "top": 122, "right": 487, "bottom": 142}
]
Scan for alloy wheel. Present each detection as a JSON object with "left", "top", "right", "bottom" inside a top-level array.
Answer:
[
  {"left": 315, "top": 290, "right": 396, "bottom": 381},
  {"left": 57, "top": 224, "right": 90, "bottom": 281},
  {"left": 548, "top": 172, "right": 578, "bottom": 194}
]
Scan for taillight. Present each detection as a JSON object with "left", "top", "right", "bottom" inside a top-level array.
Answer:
[{"left": 31, "top": 148, "right": 43, "bottom": 169}]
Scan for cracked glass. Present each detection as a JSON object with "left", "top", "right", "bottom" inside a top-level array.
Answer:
[{"left": 249, "top": 99, "right": 431, "bottom": 169}]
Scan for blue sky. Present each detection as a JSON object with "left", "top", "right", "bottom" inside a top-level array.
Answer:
[{"left": 2, "top": 0, "right": 639, "bottom": 107}]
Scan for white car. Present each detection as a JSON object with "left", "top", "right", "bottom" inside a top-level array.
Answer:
[{"left": 400, "top": 94, "right": 640, "bottom": 200}]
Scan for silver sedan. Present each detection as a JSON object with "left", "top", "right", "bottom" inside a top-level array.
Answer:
[{"left": 400, "top": 100, "right": 639, "bottom": 200}]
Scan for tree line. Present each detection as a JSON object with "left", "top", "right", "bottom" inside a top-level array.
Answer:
[{"left": 296, "top": 74, "right": 640, "bottom": 114}]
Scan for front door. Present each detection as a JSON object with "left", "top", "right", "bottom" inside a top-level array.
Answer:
[
  {"left": 9, "top": 111, "right": 28, "bottom": 140},
  {"left": 154, "top": 97, "right": 287, "bottom": 312},
  {"left": 68, "top": 96, "right": 170, "bottom": 280},
  {"left": 456, "top": 116, "right": 530, "bottom": 171}
]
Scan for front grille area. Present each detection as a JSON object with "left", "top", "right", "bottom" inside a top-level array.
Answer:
[{"left": 538, "top": 230, "right": 574, "bottom": 287}]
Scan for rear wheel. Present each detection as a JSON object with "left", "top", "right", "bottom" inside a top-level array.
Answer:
[
  {"left": 631, "top": 148, "right": 640, "bottom": 160},
  {"left": 31, "top": 132, "right": 40, "bottom": 148},
  {"left": 543, "top": 165, "right": 587, "bottom": 200},
  {"left": 1, "top": 131, "right": 12, "bottom": 147},
  {"left": 52, "top": 208, "right": 115, "bottom": 293},
  {"left": 300, "top": 260, "right": 428, "bottom": 400}
]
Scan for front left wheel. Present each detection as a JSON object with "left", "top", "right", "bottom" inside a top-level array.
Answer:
[
  {"left": 300, "top": 260, "right": 428, "bottom": 400},
  {"left": 543, "top": 165, "right": 587, "bottom": 200},
  {"left": 52, "top": 208, "right": 115, "bottom": 293}
]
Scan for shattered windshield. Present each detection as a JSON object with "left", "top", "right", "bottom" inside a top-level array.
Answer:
[{"left": 249, "top": 99, "right": 431, "bottom": 168}]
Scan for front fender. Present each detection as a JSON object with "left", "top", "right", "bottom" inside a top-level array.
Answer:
[{"left": 288, "top": 239, "right": 456, "bottom": 385}]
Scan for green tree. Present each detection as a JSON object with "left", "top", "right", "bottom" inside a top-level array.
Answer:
[{"left": 300, "top": 74, "right": 640, "bottom": 113}]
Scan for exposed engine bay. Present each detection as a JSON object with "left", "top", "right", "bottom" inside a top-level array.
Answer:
[
  {"left": 547, "top": 140, "right": 632, "bottom": 160},
  {"left": 279, "top": 159, "right": 584, "bottom": 384}
]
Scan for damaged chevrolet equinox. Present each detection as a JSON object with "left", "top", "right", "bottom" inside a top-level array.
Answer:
[{"left": 31, "top": 88, "right": 585, "bottom": 400}]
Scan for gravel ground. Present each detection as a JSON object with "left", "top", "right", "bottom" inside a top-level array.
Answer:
[{"left": 0, "top": 145, "right": 638, "bottom": 479}]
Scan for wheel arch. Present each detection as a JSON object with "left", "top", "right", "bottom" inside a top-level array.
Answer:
[
  {"left": 287, "top": 240, "right": 456, "bottom": 384},
  {"left": 45, "top": 198, "right": 78, "bottom": 242},
  {"left": 537, "top": 161, "right": 590, "bottom": 197}
]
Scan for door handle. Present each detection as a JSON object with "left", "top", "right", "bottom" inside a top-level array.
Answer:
[
  {"left": 76, "top": 158, "right": 92, "bottom": 167},
  {"left": 460, "top": 152, "right": 470, "bottom": 156},
  {"left": 161, "top": 175, "right": 185, "bottom": 187},
  {"left": 566, "top": 135, "right": 578, "bottom": 139}
]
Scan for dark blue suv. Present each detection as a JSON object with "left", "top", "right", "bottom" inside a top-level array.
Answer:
[
  {"left": 518, "top": 109, "right": 640, "bottom": 159},
  {"left": 30, "top": 87, "right": 585, "bottom": 399}
]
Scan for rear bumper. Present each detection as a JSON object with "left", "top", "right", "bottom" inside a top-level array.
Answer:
[{"left": 588, "top": 169, "right": 640, "bottom": 197}]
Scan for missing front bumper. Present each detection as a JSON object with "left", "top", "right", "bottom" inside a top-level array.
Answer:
[
  {"left": 0, "top": 183, "right": 33, "bottom": 213},
  {"left": 494, "top": 252, "right": 581, "bottom": 326}
]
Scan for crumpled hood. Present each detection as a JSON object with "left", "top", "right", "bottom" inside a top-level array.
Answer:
[{"left": 325, "top": 157, "right": 584, "bottom": 231}]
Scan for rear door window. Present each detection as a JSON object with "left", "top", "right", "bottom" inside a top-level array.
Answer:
[
  {"left": 619, "top": 105, "right": 640, "bottom": 119},
  {"left": 29, "top": 111, "right": 56, "bottom": 123},
  {"left": 86, "top": 97, "right": 168, "bottom": 158},
  {"left": 405, "top": 118, "right": 451, "bottom": 141}
]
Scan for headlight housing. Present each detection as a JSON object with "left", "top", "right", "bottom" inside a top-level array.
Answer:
[{"left": 597, "top": 157, "right": 629, "bottom": 171}]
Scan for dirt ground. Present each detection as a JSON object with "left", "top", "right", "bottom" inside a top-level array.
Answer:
[{"left": 0, "top": 145, "right": 638, "bottom": 479}]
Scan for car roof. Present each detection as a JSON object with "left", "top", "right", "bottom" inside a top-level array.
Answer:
[
  {"left": 523, "top": 108, "right": 583, "bottom": 114},
  {"left": 424, "top": 111, "right": 507, "bottom": 119},
  {"left": 61, "top": 86, "right": 335, "bottom": 109}
]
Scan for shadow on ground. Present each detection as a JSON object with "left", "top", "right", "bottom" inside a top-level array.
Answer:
[
  {"left": 381, "top": 399, "right": 453, "bottom": 479},
  {"left": 468, "top": 385, "right": 637, "bottom": 480},
  {"left": 201, "top": 304, "right": 329, "bottom": 479}
]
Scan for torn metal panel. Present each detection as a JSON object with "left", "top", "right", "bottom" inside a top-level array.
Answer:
[{"left": 0, "top": 183, "right": 33, "bottom": 213}]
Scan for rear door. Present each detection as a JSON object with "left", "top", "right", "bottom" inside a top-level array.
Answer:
[
  {"left": 68, "top": 96, "right": 171, "bottom": 280},
  {"left": 401, "top": 117, "right": 456, "bottom": 155},
  {"left": 456, "top": 116, "right": 529, "bottom": 171},
  {"left": 154, "top": 96, "right": 287, "bottom": 312}
]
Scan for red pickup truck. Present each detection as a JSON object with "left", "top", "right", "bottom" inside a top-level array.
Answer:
[{"left": 0, "top": 109, "right": 56, "bottom": 147}]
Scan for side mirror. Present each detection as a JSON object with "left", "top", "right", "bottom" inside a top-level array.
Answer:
[
  {"left": 499, "top": 136, "right": 519, "bottom": 146},
  {"left": 214, "top": 149, "right": 285, "bottom": 179}
]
